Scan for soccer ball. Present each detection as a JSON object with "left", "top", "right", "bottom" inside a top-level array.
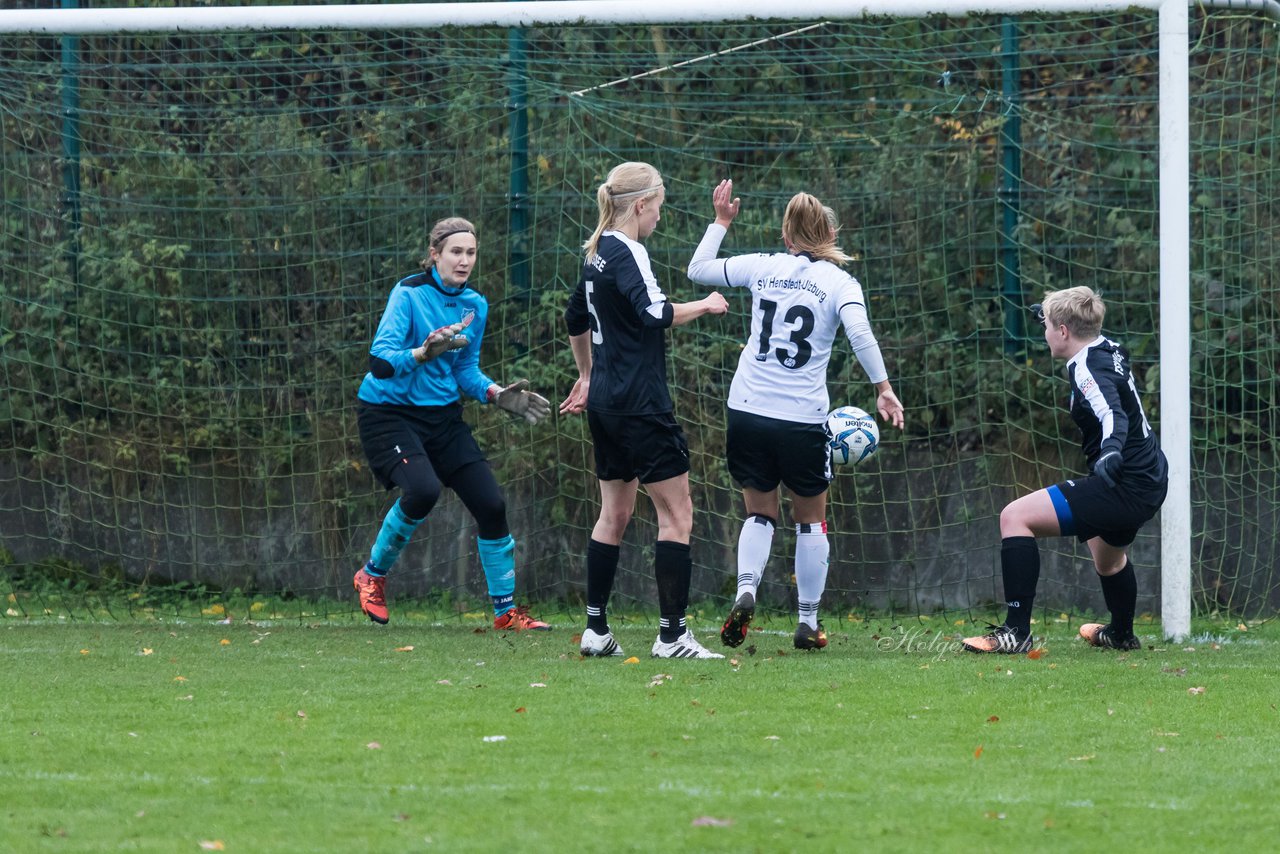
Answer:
[{"left": 826, "top": 406, "right": 879, "bottom": 466}]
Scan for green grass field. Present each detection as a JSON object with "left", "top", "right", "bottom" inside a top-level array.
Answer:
[{"left": 2, "top": 611, "right": 1276, "bottom": 853}]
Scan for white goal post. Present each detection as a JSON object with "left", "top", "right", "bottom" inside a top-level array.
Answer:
[{"left": 5, "top": 0, "right": 1276, "bottom": 641}]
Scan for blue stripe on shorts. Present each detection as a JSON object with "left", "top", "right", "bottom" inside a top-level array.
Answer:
[{"left": 1047, "top": 484, "right": 1075, "bottom": 537}]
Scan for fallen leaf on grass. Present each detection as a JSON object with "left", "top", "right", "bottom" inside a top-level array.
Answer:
[
  {"left": 691, "top": 816, "right": 734, "bottom": 827},
  {"left": 296, "top": 710, "right": 307, "bottom": 718},
  {"left": 1027, "top": 648, "right": 1046, "bottom": 660},
  {"left": 174, "top": 676, "right": 187, "bottom": 682},
  {"left": 366, "top": 742, "right": 381, "bottom": 749},
  {"left": 436, "top": 679, "right": 452, "bottom": 686},
  {"left": 973, "top": 745, "right": 984, "bottom": 759},
  {"left": 395, "top": 646, "right": 415, "bottom": 652},
  {"left": 1068, "top": 754, "right": 1095, "bottom": 761},
  {"left": 622, "top": 656, "right": 640, "bottom": 665},
  {"left": 987, "top": 715, "right": 1000, "bottom": 723},
  {"left": 141, "top": 648, "right": 153, "bottom": 656},
  {"left": 1188, "top": 686, "right": 1206, "bottom": 695},
  {"left": 764, "top": 735, "right": 780, "bottom": 741},
  {"left": 219, "top": 639, "right": 231, "bottom": 646},
  {"left": 515, "top": 707, "right": 526, "bottom": 714},
  {"left": 198, "top": 841, "right": 225, "bottom": 851}
]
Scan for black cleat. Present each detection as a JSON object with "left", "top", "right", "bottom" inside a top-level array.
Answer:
[
  {"left": 794, "top": 620, "right": 828, "bottom": 650},
  {"left": 720, "top": 591, "right": 755, "bottom": 648},
  {"left": 1079, "top": 623, "right": 1141, "bottom": 650},
  {"left": 962, "top": 623, "right": 1034, "bottom": 654}
]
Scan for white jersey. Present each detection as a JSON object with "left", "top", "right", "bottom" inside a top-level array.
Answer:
[{"left": 688, "top": 223, "right": 887, "bottom": 424}]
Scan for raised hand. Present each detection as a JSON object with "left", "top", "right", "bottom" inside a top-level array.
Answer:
[{"left": 712, "top": 178, "right": 740, "bottom": 227}]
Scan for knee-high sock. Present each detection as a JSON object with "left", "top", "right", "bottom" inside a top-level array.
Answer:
[
  {"left": 795, "top": 522, "right": 829, "bottom": 629},
  {"left": 655, "top": 540, "right": 692, "bottom": 643},
  {"left": 367, "top": 499, "right": 424, "bottom": 576},
  {"left": 1099, "top": 561, "right": 1137, "bottom": 636},
  {"left": 737, "top": 514, "right": 776, "bottom": 598},
  {"left": 1001, "top": 536, "right": 1040, "bottom": 635},
  {"left": 586, "top": 539, "right": 621, "bottom": 633},
  {"left": 478, "top": 534, "right": 516, "bottom": 616}
]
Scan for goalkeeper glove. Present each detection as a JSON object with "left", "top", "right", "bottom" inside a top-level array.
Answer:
[
  {"left": 1092, "top": 450, "right": 1123, "bottom": 488},
  {"left": 413, "top": 316, "right": 473, "bottom": 363},
  {"left": 489, "top": 380, "right": 551, "bottom": 425}
]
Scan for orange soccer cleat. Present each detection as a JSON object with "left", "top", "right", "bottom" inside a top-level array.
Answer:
[
  {"left": 353, "top": 567, "right": 389, "bottom": 625},
  {"left": 494, "top": 605, "right": 551, "bottom": 632}
]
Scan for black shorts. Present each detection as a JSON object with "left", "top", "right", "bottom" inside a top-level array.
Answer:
[
  {"left": 588, "top": 410, "right": 689, "bottom": 484},
  {"left": 357, "top": 402, "right": 486, "bottom": 490},
  {"left": 726, "top": 408, "right": 832, "bottom": 497},
  {"left": 1048, "top": 474, "right": 1168, "bottom": 547}
]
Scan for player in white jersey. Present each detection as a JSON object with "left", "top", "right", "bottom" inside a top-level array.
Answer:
[{"left": 688, "top": 180, "right": 905, "bottom": 650}]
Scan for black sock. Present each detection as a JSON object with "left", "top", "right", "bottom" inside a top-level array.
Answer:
[
  {"left": 654, "top": 540, "right": 691, "bottom": 643},
  {"left": 586, "top": 538, "right": 620, "bottom": 633},
  {"left": 1000, "top": 536, "right": 1040, "bottom": 637},
  {"left": 1099, "top": 561, "right": 1137, "bottom": 637}
]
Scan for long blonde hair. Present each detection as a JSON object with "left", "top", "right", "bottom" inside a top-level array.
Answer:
[
  {"left": 582, "top": 162, "right": 664, "bottom": 259},
  {"left": 783, "top": 192, "right": 852, "bottom": 266}
]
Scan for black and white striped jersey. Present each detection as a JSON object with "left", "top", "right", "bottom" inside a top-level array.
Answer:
[
  {"left": 688, "top": 223, "right": 888, "bottom": 424},
  {"left": 1066, "top": 336, "right": 1167, "bottom": 486},
  {"left": 565, "top": 231, "right": 676, "bottom": 416}
]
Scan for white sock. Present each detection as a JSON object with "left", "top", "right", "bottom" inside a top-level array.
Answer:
[
  {"left": 736, "top": 514, "right": 775, "bottom": 598},
  {"left": 795, "top": 522, "right": 829, "bottom": 629}
]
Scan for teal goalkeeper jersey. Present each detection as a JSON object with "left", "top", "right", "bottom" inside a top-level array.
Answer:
[{"left": 357, "top": 269, "right": 496, "bottom": 407}]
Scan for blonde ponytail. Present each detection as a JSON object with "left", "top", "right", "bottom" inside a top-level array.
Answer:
[
  {"left": 783, "top": 192, "right": 852, "bottom": 266},
  {"left": 582, "top": 162, "right": 664, "bottom": 260}
]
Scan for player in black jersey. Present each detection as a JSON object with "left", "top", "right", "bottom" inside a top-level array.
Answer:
[
  {"left": 562, "top": 161, "right": 729, "bottom": 660},
  {"left": 964, "top": 286, "right": 1168, "bottom": 654}
]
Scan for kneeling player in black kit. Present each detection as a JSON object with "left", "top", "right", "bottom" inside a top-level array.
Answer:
[{"left": 964, "top": 286, "right": 1168, "bottom": 654}]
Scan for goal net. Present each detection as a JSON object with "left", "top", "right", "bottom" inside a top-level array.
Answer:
[{"left": 2, "top": 5, "right": 1277, "bottom": 628}]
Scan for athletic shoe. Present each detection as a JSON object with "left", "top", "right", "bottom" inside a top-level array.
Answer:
[
  {"left": 793, "top": 621, "right": 828, "bottom": 650},
  {"left": 353, "top": 567, "right": 389, "bottom": 625},
  {"left": 493, "top": 605, "right": 551, "bottom": 631},
  {"left": 580, "top": 627, "right": 623, "bottom": 657},
  {"left": 1079, "top": 622, "right": 1141, "bottom": 650},
  {"left": 720, "top": 591, "right": 756, "bottom": 648},
  {"left": 961, "top": 623, "right": 1033, "bottom": 654},
  {"left": 651, "top": 631, "right": 725, "bottom": 659}
]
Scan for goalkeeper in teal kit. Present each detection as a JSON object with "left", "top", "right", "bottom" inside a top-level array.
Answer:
[{"left": 353, "top": 216, "right": 553, "bottom": 629}]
